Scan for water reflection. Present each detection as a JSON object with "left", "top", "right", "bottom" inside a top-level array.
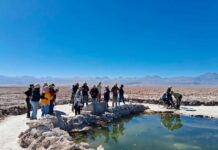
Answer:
[
  {"left": 72, "top": 115, "right": 184, "bottom": 144},
  {"left": 71, "top": 115, "right": 218, "bottom": 150},
  {"left": 72, "top": 116, "right": 132, "bottom": 144},
  {"left": 160, "top": 114, "right": 183, "bottom": 131}
]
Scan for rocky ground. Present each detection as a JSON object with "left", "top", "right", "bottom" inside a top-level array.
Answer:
[
  {"left": 1, "top": 86, "right": 218, "bottom": 119},
  {"left": 1, "top": 102, "right": 218, "bottom": 150},
  {"left": 18, "top": 104, "right": 146, "bottom": 150}
]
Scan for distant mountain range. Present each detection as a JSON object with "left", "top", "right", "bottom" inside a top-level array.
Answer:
[{"left": 0, "top": 73, "right": 218, "bottom": 86}]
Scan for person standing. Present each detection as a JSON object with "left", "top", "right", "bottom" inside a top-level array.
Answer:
[
  {"left": 119, "top": 84, "right": 125, "bottom": 105},
  {"left": 40, "top": 86, "right": 52, "bottom": 117},
  {"left": 49, "top": 84, "right": 58, "bottom": 115},
  {"left": 111, "top": 83, "right": 119, "bottom": 108},
  {"left": 97, "top": 82, "right": 102, "bottom": 102},
  {"left": 24, "top": 84, "right": 34, "bottom": 118},
  {"left": 82, "top": 82, "right": 89, "bottom": 106},
  {"left": 71, "top": 83, "right": 79, "bottom": 111},
  {"left": 30, "top": 84, "right": 41, "bottom": 120},
  {"left": 74, "top": 88, "right": 82, "bottom": 115},
  {"left": 104, "top": 86, "right": 110, "bottom": 108},
  {"left": 90, "top": 85, "right": 99, "bottom": 102},
  {"left": 90, "top": 85, "right": 99, "bottom": 115}
]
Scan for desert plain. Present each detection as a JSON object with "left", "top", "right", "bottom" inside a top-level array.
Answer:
[{"left": 1, "top": 86, "right": 218, "bottom": 109}]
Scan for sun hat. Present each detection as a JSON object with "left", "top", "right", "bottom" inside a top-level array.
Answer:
[{"left": 35, "top": 84, "right": 41, "bottom": 89}]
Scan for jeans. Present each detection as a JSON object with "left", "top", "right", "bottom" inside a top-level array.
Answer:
[
  {"left": 41, "top": 105, "right": 49, "bottom": 117},
  {"left": 26, "top": 98, "right": 32, "bottom": 118},
  {"left": 104, "top": 99, "right": 109, "bottom": 108},
  {"left": 30, "top": 100, "right": 39, "bottom": 120},
  {"left": 71, "top": 94, "right": 75, "bottom": 111},
  {"left": 49, "top": 103, "right": 55, "bottom": 115},
  {"left": 92, "top": 98, "right": 97, "bottom": 115},
  {"left": 112, "top": 96, "right": 118, "bottom": 108},
  {"left": 119, "top": 95, "right": 125, "bottom": 105},
  {"left": 83, "top": 95, "right": 89, "bottom": 106},
  {"left": 75, "top": 107, "right": 81, "bottom": 115}
]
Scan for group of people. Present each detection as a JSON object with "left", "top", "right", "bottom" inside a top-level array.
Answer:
[
  {"left": 24, "top": 82, "right": 182, "bottom": 120},
  {"left": 70, "top": 82, "right": 125, "bottom": 115},
  {"left": 24, "top": 83, "right": 59, "bottom": 120},
  {"left": 161, "top": 86, "right": 183, "bottom": 109}
]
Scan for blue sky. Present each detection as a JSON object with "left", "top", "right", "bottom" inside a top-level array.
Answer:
[{"left": 0, "top": 0, "right": 218, "bottom": 77}]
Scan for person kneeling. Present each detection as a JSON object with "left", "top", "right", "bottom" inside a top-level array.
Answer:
[
  {"left": 160, "top": 93, "right": 173, "bottom": 109},
  {"left": 74, "top": 88, "right": 83, "bottom": 115}
]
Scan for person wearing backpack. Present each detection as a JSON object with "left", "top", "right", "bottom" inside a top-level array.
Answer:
[
  {"left": 30, "top": 84, "right": 41, "bottom": 120},
  {"left": 24, "top": 84, "right": 34, "bottom": 118}
]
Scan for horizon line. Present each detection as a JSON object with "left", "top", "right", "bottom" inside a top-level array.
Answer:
[{"left": 0, "top": 72, "right": 217, "bottom": 79}]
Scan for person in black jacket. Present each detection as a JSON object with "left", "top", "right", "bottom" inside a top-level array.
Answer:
[
  {"left": 90, "top": 85, "right": 99, "bottom": 102},
  {"left": 30, "top": 84, "right": 41, "bottom": 120},
  {"left": 119, "top": 84, "right": 125, "bottom": 105},
  {"left": 111, "top": 83, "right": 119, "bottom": 108},
  {"left": 166, "top": 86, "right": 175, "bottom": 108},
  {"left": 90, "top": 85, "right": 99, "bottom": 115},
  {"left": 104, "top": 86, "right": 110, "bottom": 108},
  {"left": 82, "top": 82, "right": 89, "bottom": 106},
  {"left": 49, "top": 84, "right": 59, "bottom": 115},
  {"left": 24, "top": 84, "right": 34, "bottom": 118}
]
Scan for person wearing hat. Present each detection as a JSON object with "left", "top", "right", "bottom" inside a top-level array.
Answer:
[
  {"left": 82, "top": 82, "right": 89, "bottom": 107},
  {"left": 30, "top": 84, "right": 41, "bottom": 120},
  {"left": 119, "top": 84, "right": 125, "bottom": 105},
  {"left": 104, "top": 86, "right": 110, "bottom": 108},
  {"left": 40, "top": 86, "right": 52, "bottom": 117},
  {"left": 43, "top": 83, "right": 48, "bottom": 88},
  {"left": 24, "top": 84, "right": 34, "bottom": 118},
  {"left": 111, "top": 83, "right": 119, "bottom": 108}
]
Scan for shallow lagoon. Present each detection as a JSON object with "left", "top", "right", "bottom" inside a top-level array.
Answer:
[{"left": 72, "top": 114, "right": 218, "bottom": 150}]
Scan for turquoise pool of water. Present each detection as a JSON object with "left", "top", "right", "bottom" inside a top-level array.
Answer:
[{"left": 72, "top": 114, "right": 218, "bottom": 150}]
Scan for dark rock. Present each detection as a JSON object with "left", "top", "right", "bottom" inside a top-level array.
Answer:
[{"left": 83, "top": 102, "right": 107, "bottom": 115}]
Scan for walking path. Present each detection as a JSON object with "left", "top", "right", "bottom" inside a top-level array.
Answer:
[{"left": 1, "top": 102, "right": 218, "bottom": 150}]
